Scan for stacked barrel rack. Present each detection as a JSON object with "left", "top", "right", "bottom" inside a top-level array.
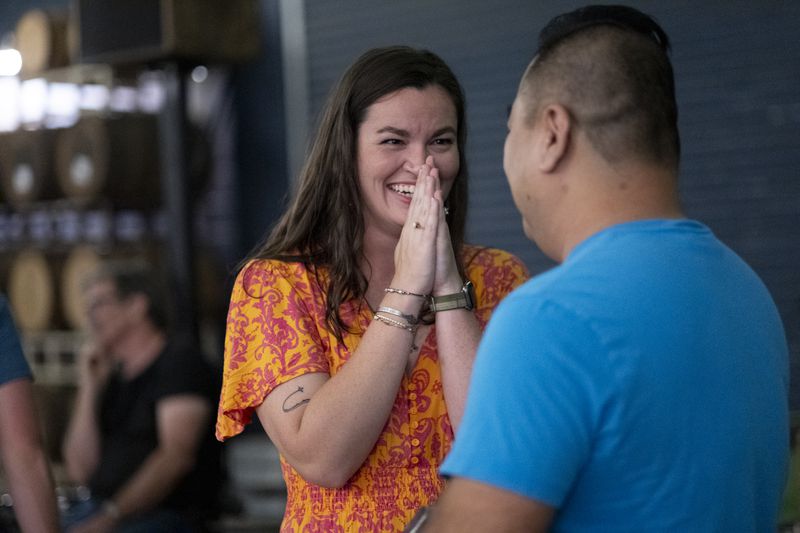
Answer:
[{"left": 0, "top": 7, "right": 217, "bottom": 430}]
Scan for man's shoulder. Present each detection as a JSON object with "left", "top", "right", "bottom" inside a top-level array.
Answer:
[{"left": 154, "top": 339, "right": 218, "bottom": 394}]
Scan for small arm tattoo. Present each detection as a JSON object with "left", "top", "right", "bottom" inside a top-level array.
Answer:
[{"left": 282, "top": 386, "right": 310, "bottom": 413}]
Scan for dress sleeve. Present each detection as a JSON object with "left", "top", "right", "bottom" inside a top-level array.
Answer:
[
  {"left": 216, "top": 260, "right": 330, "bottom": 440},
  {"left": 465, "top": 247, "right": 530, "bottom": 329}
]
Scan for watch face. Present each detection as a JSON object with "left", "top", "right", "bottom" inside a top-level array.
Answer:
[{"left": 464, "top": 280, "right": 475, "bottom": 310}]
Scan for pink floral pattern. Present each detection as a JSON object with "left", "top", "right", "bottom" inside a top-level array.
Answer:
[{"left": 216, "top": 246, "right": 529, "bottom": 531}]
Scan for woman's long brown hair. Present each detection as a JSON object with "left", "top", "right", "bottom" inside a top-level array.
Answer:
[{"left": 247, "top": 46, "right": 469, "bottom": 342}]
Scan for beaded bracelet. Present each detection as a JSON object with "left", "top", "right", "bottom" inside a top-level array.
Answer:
[
  {"left": 384, "top": 287, "right": 429, "bottom": 299},
  {"left": 373, "top": 313, "right": 417, "bottom": 334},
  {"left": 377, "top": 306, "right": 419, "bottom": 325}
]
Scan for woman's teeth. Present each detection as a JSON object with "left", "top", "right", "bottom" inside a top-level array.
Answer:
[{"left": 389, "top": 184, "right": 415, "bottom": 197}]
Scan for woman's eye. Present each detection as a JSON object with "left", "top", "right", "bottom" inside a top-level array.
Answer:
[
  {"left": 380, "top": 138, "right": 403, "bottom": 145},
  {"left": 431, "top": 138, "right": 454, "bottom": 146}
]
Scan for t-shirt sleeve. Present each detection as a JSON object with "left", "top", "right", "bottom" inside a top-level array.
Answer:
[
  {"left": 466, "top": 247, "right": 530, "bottom": 329},
  {"left": 0, "top": 294, "right": 31, "bottom": 386},
  {"left": 154, "top": 342, "right": 215, "bottom": 400},
  {"left": 216, "top": 260, "right": 330, "bottom": 440},
  {"left": 440, "top": 295, "right": 609, "bottom": 506}
]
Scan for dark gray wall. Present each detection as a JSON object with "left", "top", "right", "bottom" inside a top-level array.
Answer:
[{"left": 299, "top": 0, "right": 800, "bottom": 405}]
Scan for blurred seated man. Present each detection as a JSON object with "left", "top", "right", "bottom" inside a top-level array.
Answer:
[
  {"left": 0, "top": 294, "right": 60, "bottom": 533},
  {"left": 62, "top": 260, "right": 222, "bottom": 533}
]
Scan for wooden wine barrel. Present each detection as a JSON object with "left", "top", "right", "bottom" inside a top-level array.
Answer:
[
  {"left": 15, "top": 8, "right": 72, "bottom": 76},
  {"left": 54, "top": 115, "right": 211, "bottom": 209},
  {"left": 55, "top": 114, "right": 161, "bottom": 209},
  {"left": 60, "top": 243, "right": 101, "bottom": 330},
  {"left": 7, "top": 244, "right": 156, "bottom": 333},
  {"left": 7, "top": 248, "right": 56, "bottom": 332},
  {"left": 0, "top": 129, "right": 60, "bottom": 209}
]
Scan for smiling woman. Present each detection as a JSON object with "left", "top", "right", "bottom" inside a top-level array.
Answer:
[{"left": 215, "top": 45, "right": 529, "bottom": 531}]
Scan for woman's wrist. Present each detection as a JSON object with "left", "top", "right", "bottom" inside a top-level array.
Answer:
[
  {"left": 387, "top": 273, "right": 431, "bottom": 297},
  {"left": 380, "top": 291, "right": 425, "bottom": 316},
  {"left": 432, "top": 275, "right": 464, "bottom": 296}
]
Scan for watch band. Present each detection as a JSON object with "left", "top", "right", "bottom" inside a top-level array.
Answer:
[{"left": 429, "top": 280, "right": 474, "bottom": 312}]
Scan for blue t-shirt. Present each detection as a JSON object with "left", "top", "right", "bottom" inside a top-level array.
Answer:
[
  {"left": 0, "top": 295, "right": 30, "bottom": 386},
  {"left": 441, "top": 219, "right": 789, "bottom": 532}
]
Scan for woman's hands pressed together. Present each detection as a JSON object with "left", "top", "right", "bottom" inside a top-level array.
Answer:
[
  {"left": 394, "top": 155, "right": 460, "bottom": 297},
  {"left": 394, "top": 155, "right": 480, "bottom": 431}
]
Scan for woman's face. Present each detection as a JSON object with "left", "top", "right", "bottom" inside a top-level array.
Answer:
[{"left": 356, "top": 85, "right": 459, "bottom": 237}]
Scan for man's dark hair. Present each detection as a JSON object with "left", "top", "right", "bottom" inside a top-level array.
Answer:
[
  {"left": 522, "top": 5, "right": 680, "bottom": 170},
  {"left": 86, "top": 259, "right": 171, "bottom": 331},
  {"left": 538, "top": 4, "right": 672, "bottom": 55}
]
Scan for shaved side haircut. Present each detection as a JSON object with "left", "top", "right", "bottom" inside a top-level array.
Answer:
[{"left": 520, "top": 5, "right": 680, "bottom": 171}]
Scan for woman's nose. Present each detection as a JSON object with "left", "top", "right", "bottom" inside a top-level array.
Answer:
[
  {"left": 404, "top": 148, "right": 433, "bottom": 174},
  {"left": 410, "top": 143, "right": 431, "bottom": 166}
]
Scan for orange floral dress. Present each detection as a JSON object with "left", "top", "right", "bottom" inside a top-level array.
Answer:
[{"left": 216, "top": 245, "right": 528, "bottom": 532}]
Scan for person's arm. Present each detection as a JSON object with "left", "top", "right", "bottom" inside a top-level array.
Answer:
[
  {"left": 62, "top": 343, "right": 110, "bottom": 484},
  {"left": 256, "top": 290, "right": 420, "bottom": 488},
  {"left": 429, "top": 285, "right": 481, "bottom": 431},
  {"left": 0, "top": 378, "right": 60, "bottom": 533},
  {"left": 69, "top": 393, "right": 210, "bottom": 532},
  {"left": 419, "top": 477, "right": 554, "bottom": 532},
  {"left": 429, "top": 236, "right": 481, "bottom": 432}
]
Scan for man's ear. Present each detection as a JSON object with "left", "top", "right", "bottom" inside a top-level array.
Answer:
[{"left": 538, "top": 104, "right": 571, "bottom": 173}]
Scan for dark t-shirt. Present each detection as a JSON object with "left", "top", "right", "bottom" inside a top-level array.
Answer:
[{"left": 90, "top": 340, "right": 222, "bottom": 516}]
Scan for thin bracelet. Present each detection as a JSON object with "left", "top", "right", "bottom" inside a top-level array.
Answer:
[
  {"left": 373, "top": 313, "right": 417, "bottom": 334},
  {"left": 384, "top": 287, "right": 429, "bottom": 299},
  {"left": 377, "top": 306, "right": 419, "bottom": 325},
  {"left": 374, "top": 313, "right": 416, "bottom": 333}
]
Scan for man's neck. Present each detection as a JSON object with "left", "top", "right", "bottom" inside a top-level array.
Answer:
[{"left": 557, "top": 164, "right": 684, "bottom": 261}]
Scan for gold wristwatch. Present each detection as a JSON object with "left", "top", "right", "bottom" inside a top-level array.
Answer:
[{"left": 429, "top": 280, "right": 475, "bottom": 312}]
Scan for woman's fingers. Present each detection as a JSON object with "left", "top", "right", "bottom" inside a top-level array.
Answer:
[
  {"left": 406, "top": 157, "right": 438, "bottom": 231},
  {"left": 394, "top": 160, "right": 441, "bottom": 294}
]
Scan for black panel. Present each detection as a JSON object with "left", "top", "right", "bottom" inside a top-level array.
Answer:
[{"left": 75, "top": 0, "right": 162, "bottom": 64}]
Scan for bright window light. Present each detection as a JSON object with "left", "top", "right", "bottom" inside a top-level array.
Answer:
[
  {"left": 20, "top": 78, "right": 48, "bottom": 125},
  {"left": 0, "top": 77, "right": 20, "bottom": 131},
  {"left": 0, "top": 49, "right": 22, "bottom": 77},
  {"left": 109, "top": 86, "right": 138, "bottom": 112},
  {"left": 47, "top": 82, "right": 81, "bottom": 124},
  {"left": 80, "top": 84, "right": 110, "bottom": 110}
]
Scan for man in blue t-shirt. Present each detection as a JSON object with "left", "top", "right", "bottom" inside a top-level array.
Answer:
[
  {"left": 419, "top": 5, "right": 790, "bottom": 532},
  {"left": 0, "top": 295, "right": 60, "bottom": 532}
]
